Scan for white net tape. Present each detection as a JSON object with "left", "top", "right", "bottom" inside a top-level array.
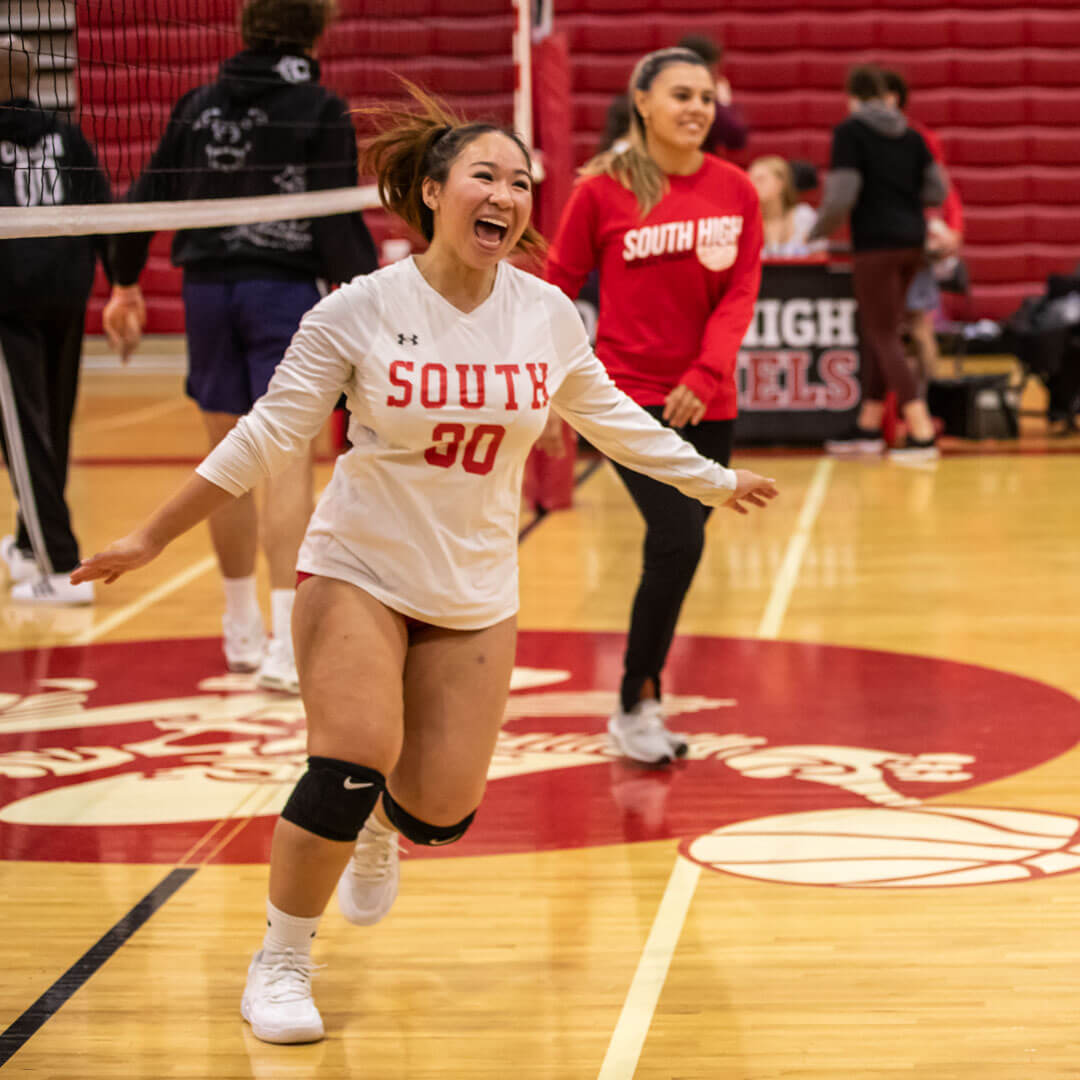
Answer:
[{"left": 0, "top": 183, "right": 381, "bottom": 238}]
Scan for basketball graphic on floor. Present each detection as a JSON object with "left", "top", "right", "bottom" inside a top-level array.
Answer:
[{"left": 681, "top": 805, "right": 1080, "bottom": 888}]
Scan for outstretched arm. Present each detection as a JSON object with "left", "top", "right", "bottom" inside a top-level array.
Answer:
[
  {"left": 77, "top": 288, "right": 363, "bottom": 584},
  {"left": 549, "top": 299, "right": 778, "bottom": 514},
  {"left": 72, "top": 474, "right": 235, "bottom": 584}
]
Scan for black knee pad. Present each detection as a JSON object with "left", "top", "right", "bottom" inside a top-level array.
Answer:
[
  {"left": 281, "top": 756, "right": 385, "bottom": 843},
  {"left": 382, "top": 791, "right": 476, "bottom": 846}
]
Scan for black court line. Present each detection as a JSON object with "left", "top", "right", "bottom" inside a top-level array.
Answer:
[
  {"left": 0, "top": 867, "right": 197, "bottom": 1068},
  {"left": 517, "top": 456, "right": 603, "bottom": 543},
  {"left": 0, "top": 451, "right": 602, "bottom": 1067}
]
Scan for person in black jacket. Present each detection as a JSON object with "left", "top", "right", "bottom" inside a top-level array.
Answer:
[
  {"left": 0, "top": 35, "right": 111, "bottom": 605},
  {"left": 809, "top": 66, "right": 947, "bottom": 460},
  {"left": 103, "top": 0, "right": 378, "bottom": 691}
]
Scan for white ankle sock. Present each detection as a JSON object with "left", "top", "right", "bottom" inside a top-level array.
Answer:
[
  {"left": 223, "top": 575, "right": 260, "bottom": 625},
  {"left": 270, "top": 588, "right": 295, "bottom": 644},
  {"left": 263, "top": 899, "right": 321, "bottom": 955}
]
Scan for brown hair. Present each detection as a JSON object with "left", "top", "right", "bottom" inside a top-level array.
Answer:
[
  {"left": 0, "top": 33, "right": 35, "bottom": 101},
  {"left": 240, "top": 0, "right": 335, "bottom": 53},
  {"left": 749, "top": 155, "right": 798, "bottom": 213},
  {"left": 846, "top": 65, "right": 887, "bottom": 102},
  {"left": 578, "top": 47, "right": 710, "bottom": 218},
  {"left": 357, "top": 82, "right": 545, "bottom": 258}
]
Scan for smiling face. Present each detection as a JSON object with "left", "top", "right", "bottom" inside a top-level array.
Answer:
[
  {"left": 421, "top": 131, "right": 533, "bottom": 271},
  {"left": 633, "top": 61, "right": 715, "bottom": 157}
]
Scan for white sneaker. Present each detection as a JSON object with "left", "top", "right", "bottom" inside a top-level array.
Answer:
[
  {"left": 222, "top": 613, "right": 266, "bottom": 673},
  {"left": 255, "top": 636, "right": 299, "bottom": 694},
  {"left": 608, "top": 699, "right": 686, "bottom": 765},
  {"left": 336, "top": 820, "right": 400, "bottom": 926},
  {"left": 241, "top": 948, "right": 324, "bottom": 1045},
  {"left": 1, "top": 536, "right": 37, "bottom": 585},
  {"left": 10, "top": 573, "right": 93, "bottom": 606}
]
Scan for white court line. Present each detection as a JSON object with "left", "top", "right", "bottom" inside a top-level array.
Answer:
[
  {"left": 597, "top": 457, "right": 835, "bottom": 1079},
  {"left": 79, "top": 397, "right": 188, "bottom": 435},
  {"left": 597, "top": 857, "right": 703, "bottom": 1080},
  {"left": 70, "top": 555, "right": 217, "bottom": 645},
  {"left": 757, "top": 457, "right": 834, "bottom": 640}
]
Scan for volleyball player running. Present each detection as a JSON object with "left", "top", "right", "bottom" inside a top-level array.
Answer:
[
  {"left": 103, "top": 0, "right": 378, "bottom": 693},
  {"left": 73, "top": 88, "right": 777, "bottom": 1044},
  {"left": 546, "top": 47, "right": 764, "bottom": 766}
]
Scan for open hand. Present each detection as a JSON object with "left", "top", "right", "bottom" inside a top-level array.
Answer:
[
  {"left": 721, "top": 469, "right": 779, "bottom": 515},
  {"left": 663, "top": 385, "right": 706, "bottom": 428},
  {"left": 70, "top": 530, "right": 164, "bottom": 585}
]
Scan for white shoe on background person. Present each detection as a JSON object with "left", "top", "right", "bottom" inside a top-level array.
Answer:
[
  {"left": 10, "top": 573, "right": 93, "bottom": 606},
  {"left": 222, "top": 612, "right": 266, "bottom": 673},
  {"left": 255, "top": 636, "right": 300, "bottom": 694},
  {"left": 1, "top": 535, "right": 38, "bottom": 585},
  {"left": 608, "top": 699, "right": 688, "bottom": 765}
]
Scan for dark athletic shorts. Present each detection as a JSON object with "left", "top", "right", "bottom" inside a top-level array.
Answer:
[{"left": 182, "top": 276, "right": 321, "bottom": 414}]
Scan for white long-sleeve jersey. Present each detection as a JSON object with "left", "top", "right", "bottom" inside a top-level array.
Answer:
[{"left": 197, "top": 256, "right": 737, "bottom": 629}]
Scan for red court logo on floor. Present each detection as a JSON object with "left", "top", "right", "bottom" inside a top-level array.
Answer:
[{"left": 0, "top": 631, "right": 1078, "bottom": 882}]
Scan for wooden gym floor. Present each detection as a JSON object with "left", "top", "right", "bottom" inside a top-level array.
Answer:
[{"left": 0, "top": 351, "right": 1078, "bottom": 1078}]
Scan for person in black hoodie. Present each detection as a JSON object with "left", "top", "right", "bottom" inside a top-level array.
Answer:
[
  {"left": 0, "top": 35, "right": 111, "bottom": 605},
  {"left": 103, "top": 0, "right": 378, "bottom": 692},
  {"left": 810, "top": 65, "right": 947, "bottom": 460}
]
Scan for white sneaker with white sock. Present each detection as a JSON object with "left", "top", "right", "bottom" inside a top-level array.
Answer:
[
  {"left": 10, "top": 573, "right": 93, "bottom": 606},
  {"left": 255, "top": 637, "right": 299, "bottom": 694},
  {"left": 608, "top": 699, "right": 687, "bottom": 765},
  {"left": 337, "top": 817, "right": 400, "bottom": 926},
  {"left": 1, "top": 536, "right": 37, "bottom": 585},
  {"left": 241, "top": 948, "right": 324, "bottom": 1044},
  {"left": 222, "top": 612, "right": 266, "bottom": 673},
  {"left": 221, "top": 576, "right": 265, "bottom": 672}
]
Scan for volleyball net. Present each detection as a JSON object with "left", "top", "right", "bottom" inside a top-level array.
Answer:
[
  {"left": 0, "top": 0, "right": 533, "bottom": 332},
  {"left": 0, "top": 0, "right": 531, "bottom": 232}
]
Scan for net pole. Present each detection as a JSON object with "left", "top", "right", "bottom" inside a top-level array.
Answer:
[{"left": 512, "top": 0, "right": 533, "bottom": 152}]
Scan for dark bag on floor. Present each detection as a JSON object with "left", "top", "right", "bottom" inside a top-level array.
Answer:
[{"left": 927, "top": 374, "right": 1016, "bottom": 439}]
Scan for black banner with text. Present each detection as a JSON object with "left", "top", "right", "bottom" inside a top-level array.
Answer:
[{"left": 735, "top": 263, "right": 861, "bottom": 443}]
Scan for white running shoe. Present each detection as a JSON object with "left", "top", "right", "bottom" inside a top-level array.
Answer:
[
  {"left": 336, "top": 820, "right": 400, "bottom": 926},
  {"left": 608, "top": 699, "right": 686, "bottom": 765},
  {"left": 255, "top": 636, "right": 300, "bottom": 694},
  {"left": 222, "top": 613, "right": 266, "bottom": 673},
  {"left": 10, "top": 573, "right": 93, "bottom": 606},
  {"left": 1, "top": 536, "right": 37, "bottom": 585},
  {"left": 241, "top": 948, "right": 324, "bottom": 1045}
]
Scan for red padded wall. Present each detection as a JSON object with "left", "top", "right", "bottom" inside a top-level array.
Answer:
[{"left": 554, "top": 2, "right": 1080, "bottom": 319}]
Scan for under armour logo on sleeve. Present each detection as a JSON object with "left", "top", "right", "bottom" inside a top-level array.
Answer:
[{"left": 397, "top": 333, "right": 419, "bottom": 345}]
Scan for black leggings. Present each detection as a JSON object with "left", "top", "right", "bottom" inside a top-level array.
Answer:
[{"left": 611, "top": 408, "right": 736, "bottom": 713}]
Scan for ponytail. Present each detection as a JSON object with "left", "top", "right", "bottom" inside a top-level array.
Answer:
[
  {"left": 357, "top": 82, "right": 545, "bottom": 258},
  {"left": 578, "top": 47, "right": 709, "bottom": 218}
]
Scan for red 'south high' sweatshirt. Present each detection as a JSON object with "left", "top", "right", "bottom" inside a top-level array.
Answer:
[{"left": 545, "top": 156, "right": 763, "bottom": 420}]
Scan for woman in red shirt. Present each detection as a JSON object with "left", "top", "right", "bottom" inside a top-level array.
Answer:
[{"left": 546, "top": 47, "right": 764, "bottom": 765}]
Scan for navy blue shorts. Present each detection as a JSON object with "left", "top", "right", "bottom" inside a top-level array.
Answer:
[{"left": 182, "top": 277, "right": 322, "bottom": 414}]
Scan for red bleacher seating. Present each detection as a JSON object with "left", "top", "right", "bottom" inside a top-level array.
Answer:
[
  {"left": 320, "top": 21, "right": 435, "bottom": 59},
  {"left": 951, "top": 13, "right": 1022, "bottom": 48},
  {"left": 75, "top": 0, "right": 1079, "bottom": 328},
  {"left": 1028, "top": 13, "right": 1080, "bottom": 46},
  {"left": 337, "top": 0, "right": 434, "bottom": 16},
  {"left": 561, "top": 4, "right": 1080, "bottom": 320}
]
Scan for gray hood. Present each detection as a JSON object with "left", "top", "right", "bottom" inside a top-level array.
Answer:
[{"left": 853, "top": 102, "right": 908, "bottom": 138}]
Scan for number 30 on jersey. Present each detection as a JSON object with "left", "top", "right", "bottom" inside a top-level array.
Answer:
[{"left": 424, "top": 423, "right": 506, "bottom": 475}]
